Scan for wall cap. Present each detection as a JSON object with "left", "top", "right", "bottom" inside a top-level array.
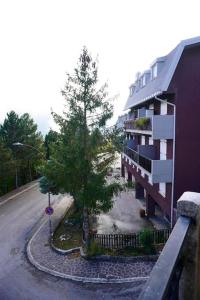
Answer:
[{"left": 177, "top": 192, "right": 200, "bottom": 221}]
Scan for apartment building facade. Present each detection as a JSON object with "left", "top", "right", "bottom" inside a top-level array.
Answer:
[{"left": 121, "top": 36, "right": 200, "bottom": 225}]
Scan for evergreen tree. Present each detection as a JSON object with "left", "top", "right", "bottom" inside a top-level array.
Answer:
[
  {"left": 0, "top": 140, "right": 15, "bottom": 195},
  {"left": 41, "top": 47, "right": 122, "bottom": 246},
  {"left": 0, "top": 111, "right": 44, "bottom": 190}
]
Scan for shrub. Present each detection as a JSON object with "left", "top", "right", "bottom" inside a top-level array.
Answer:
[
  {"left": 139, "top": 208, "right": 146, "bottom": 218},
  {"left": 87, "top": 240, "right": 103, "bottom": 256},
  {"left": 125, "top": 181, "right": 135, "bottom": 189},
  {"left": 135, "top": 117, "right": 150, "bottom": 130},
  {"left": 139, "top": 229, "right": 155, "bottom": 254}
]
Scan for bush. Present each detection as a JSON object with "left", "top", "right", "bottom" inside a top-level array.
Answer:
[
  {"left": 139, "top": 229, "right": 155, "bottom": 254},
  {"left": 87, "top": 240, "right": 103, "bottom": 257},
  {"left": 125, "top": 181, "right": 135, "bottom": 189},
  {"left": 135, "top": 117, "right": 150, "bottom": 130},
  {"left": 139, "top": 208, "right": 146, "bottom": 218},
  {"left": 67, "top": 209, "right": 83, "bottom": 226}
]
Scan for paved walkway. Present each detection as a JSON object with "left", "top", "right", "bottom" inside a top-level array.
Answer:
[
  {"left": 96, "top": 189, "right": 153, "bottom": 234},
  {"left": 27, "top": 196, "right": 156, "bottom": 284},
  {"left": 0, "top": 180, "right": 38, "bottom": 206}
]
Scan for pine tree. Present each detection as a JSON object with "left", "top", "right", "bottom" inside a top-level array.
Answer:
[
  {"left": 42, "top": 47, "right": 122, "bottom": 246},
  {"left": 0, "top": 111, "right": 44, "bottom": 189}
]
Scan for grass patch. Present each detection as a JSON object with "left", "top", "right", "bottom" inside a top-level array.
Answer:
[
  {"left": 85, "top": 242, "right": 156, "bottom": 257},
  {"left": 52, "top": 205, "right": 83, "bottom": 250}
]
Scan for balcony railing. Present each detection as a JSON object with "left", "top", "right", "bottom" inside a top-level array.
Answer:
[
  {"left": 124, "top": 147, "right": 152, "bottom": 173},
  {"left": 123, "top": 146, "right": 173, "bottom": 183},
  {"left": 124, "top": 118, "right": 152, "bottom": 131},
  {"left": 138, "top": 192, "right": 200, "bottom": 300},
  {"left": 124, "top": 115, "right": 174, "bottom": 140}
]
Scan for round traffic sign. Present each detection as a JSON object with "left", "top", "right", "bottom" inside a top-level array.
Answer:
[{"left": 45, "top": 206, "right": 54, "bottom": 215}]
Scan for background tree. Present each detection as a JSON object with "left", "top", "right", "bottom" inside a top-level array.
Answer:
[
  {"left": 0, "top": 111, "right": 44, "bottom": 193},
  {"left": 0, "top": 139, "right": 15, "bottom": 195},
  {"left": 41, "top": 47, "right": 122, "bottom": 246},
  {"left": 44, "top": 129, "right": 60, "bottom": 160}
]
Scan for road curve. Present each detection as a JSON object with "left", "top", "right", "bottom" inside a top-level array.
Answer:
[{"left": 0, "top": 184, "right": 143, "bottom": 300}]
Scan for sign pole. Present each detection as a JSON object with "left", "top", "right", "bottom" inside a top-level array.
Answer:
[{"left": 47, "top": 192, "right": 52, "bottom": 238}]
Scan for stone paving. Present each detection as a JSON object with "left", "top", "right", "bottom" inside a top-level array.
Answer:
[{"left": 27, "top": 196, "right": 156, "bottom": 284}]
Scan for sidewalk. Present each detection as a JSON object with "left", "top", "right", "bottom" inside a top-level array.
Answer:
[
  {"left": 27, "top": 196, "right": 156, "bottom": 284},
  {"left": 0, "top": 180, "right": 39, "bottom": 206}
]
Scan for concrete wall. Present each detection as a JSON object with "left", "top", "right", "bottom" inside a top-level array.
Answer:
[
  {"left": 152, "top": 115, "right": 174, "bottom": 139},
  {"left": 122, "top": 157, "right": 171, "bottom": 219},
  {"left": 152, "top": 160, "right": 173, "bottom": 183},
  {"left": 168, "top": 44, "right": 200, "bottom": 205}
]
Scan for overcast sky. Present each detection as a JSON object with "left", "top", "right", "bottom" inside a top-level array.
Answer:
[{"left": 0, "top": 0, "right": 200, "bottom": 134}]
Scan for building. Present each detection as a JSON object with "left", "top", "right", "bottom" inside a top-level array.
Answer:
[
  {"left": 115, "top": 114, "right": 128, "bottom": 129},
  {"left": 121, "top": 36, "right": 200, "bottom": 226}
]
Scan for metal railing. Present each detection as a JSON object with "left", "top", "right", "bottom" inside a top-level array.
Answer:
[
  {"left": 124, "top": 147, "right": 152, "bottom": 173},
  {"left": 139, "top": 216, "right": 191, "bottom": 299},
  {"left": 91, "top": 229, "right": 171, "bottom": 249},
  {"left": 139, "top": 191, "right": 200, "bottom": 300},
  {"left": 124, "top": 117, "right": 152, "bottom": 131}
]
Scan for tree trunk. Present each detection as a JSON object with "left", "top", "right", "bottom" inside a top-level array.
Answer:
[{"left": 83, "top": 207, "right": 90, "bottom": 247}]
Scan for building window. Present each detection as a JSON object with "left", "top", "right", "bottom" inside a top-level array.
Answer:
[
  {"left": 149, "top": 103, "right": 154, "bottom": 110},
  {"left": 152, "top": 64, "right": 157, "bottom": 79},
  {"left": 159, "top": 182, "right": 166, "bottom": 197},
  {"left": 142, "top": 76, "right": 146, "bottom": 87},
  {"left": 149, "top": 137, "right": 153, "bottom": 145},
  {"left": 130, "top": 85, "right": 135, "bottom": 96},
  {"left": 141, "top": 136, "right": 145, "bottom": 145},
  {"left": 160, "top": 102, "right": 168, "bottom": 115}
]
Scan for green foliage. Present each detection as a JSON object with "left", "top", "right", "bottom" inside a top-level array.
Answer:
[
  {"left": 87, "top": 240, "right": 103, "bottom": 256},
  {"left": 139, "top": 229, "right": 155, "bottom": 254},
  {"left": 124, "top": 181, "right": 135, "bottom": 189},
  {"left": 44, "top": 129, "right": 60, "bottom": 160},
  {"left": 135, "top": 117, "right": 150, "bottom": 130},
  {"left": 0, "top": 141, "right": 15, "bottom": 195},
  {"left": 42, "top": 47, "right": 121, "bottom": 213},
  {"left": 39, "top": 176, "right": 59, "bottom": 195},
  {"left": 0, "top": 111, "right": 44, "bottom": 195},
  {"left": 41, "top": 47, "right": 122, "bottom": 246}
]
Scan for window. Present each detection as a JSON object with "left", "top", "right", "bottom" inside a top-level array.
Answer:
[
  {"left": 149, "top": 103, "right": 154, "bottom": 110},
  {"left": 142, "top": 76, "right": 146, "bottom": 87},
  {"left": 130, "top": 85, "right": 135, "bottom": 96},
  {"left": 141, "top": 136, "right": 145, "bottom": 145},
  {"left": 152, "top": 64, "right": 157, "bottom": 79},
  {"left": 149, "top": 137, "right": 153, "bottom": 145},
  {"left": 160, "top": 102, "right": 168, "bottom": 115}
]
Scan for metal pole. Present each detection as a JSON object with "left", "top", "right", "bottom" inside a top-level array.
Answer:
[
  {"left": 48, "top": 192, "right": 51, "bottom": 207},
  {"left": 15, "top": 166, "right": 18, "bottom": 189},
  {"left": 48, "top": 192, "right": 52, "bottom": 238}
]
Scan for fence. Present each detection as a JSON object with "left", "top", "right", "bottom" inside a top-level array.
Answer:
[{"left": 91, "top": 229, "right": 171, "bottom": 249}]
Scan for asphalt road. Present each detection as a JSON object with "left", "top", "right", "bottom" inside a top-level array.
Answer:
[{"left": 0, "top": 183, "right": 141, "bottom": 300}]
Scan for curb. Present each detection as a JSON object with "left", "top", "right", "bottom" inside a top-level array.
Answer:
[
  {"left": 51, "top": 242, "right": 81, "bottom": 255},
  {"left": 27, "top": 218, "right": 150, "bottom": 283},
  {"left": 0, "top": 182, "right": 38, "bottom": 207},
  {"left": 27, "top": 234, "right": 149, "bottom": 283}
]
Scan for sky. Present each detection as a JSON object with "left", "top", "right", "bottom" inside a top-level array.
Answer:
[{"left": 0, "top": 0, "right": 200, "bottom": 134}]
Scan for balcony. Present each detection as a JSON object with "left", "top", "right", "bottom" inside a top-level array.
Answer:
[
  {"left": 123, "top": 146, "right": 173, "bottom": 183},
  {"left": 124, "top": 114, "right": 174, "bottom": 139}
]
